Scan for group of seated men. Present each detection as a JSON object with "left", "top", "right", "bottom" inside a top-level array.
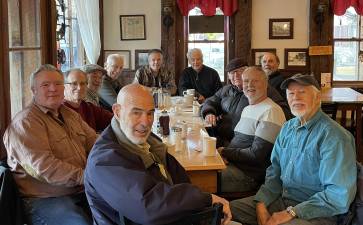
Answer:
[{"left": 1, "top": 48, "right": 358, "bottom": 225}]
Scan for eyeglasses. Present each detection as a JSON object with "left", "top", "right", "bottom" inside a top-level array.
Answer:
[{"left": 65, "top": 81, "right": 88, "bottom": 87}]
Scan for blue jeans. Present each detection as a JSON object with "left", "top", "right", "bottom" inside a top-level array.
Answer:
[{"left": 23, "top": 192, "right": 92, "bottom": 225}]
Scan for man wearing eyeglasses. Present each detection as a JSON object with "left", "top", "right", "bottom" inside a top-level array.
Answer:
[
  {"left": 64, "top": 68, "right": 113, "bottom": 132},
  {"left": 3, "top": 64, "right": 97, "bottom": 225}
]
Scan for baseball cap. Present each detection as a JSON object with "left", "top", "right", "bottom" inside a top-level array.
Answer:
[
  {"left": 280, "top": 73, "right": 320, "bottom": 90},
  {"left": 225, "top": 58, "right": 248, "bottom": 72},
  {"left": 82, "top": 64, "right": 107, "bottom": 75}
]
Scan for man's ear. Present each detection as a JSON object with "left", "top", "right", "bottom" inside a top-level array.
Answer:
[{"left": 112, "top": 104, "right": 121, "bottom": 119}]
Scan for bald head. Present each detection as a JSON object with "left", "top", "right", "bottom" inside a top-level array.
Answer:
[
  {"left": 113, "top": 84, "right": 155, "bottom": 145},
  {"left": 117, "top": 84, "right": 153, "bottom": 105}
]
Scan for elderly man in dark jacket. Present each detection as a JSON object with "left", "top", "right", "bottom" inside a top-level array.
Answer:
[
  {"left": 202, "top": 58, "right": 291, "bottom": 147},
  {"left": 84, "top": 84, "right": 231, "bottom": 225}
]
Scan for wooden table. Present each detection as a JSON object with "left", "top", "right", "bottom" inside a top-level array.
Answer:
[
  {"left": 321, "top": 88, "right": 363, "bottom": 162},
  {"left": 160, "top": 109, "right": 226, "bottom": 193}
]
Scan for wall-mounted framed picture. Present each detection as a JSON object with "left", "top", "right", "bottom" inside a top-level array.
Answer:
[
  {"left": 284, "top": 48, "right": 309, "bottom": 70},
  {"left": 251, "top": 48, "right": 277, "bottom": 66},
  {"left": 104, "top": 50, "right": 131, "bottom": 70},
  {"left": 269, "top": 18, "right": 294, "bottom": 39},
  {"left": 120, "top": 15, "right": 146, "bottom": 40},
  {"left": 135, "top": 49, "right": 151, "bottom": 69}
]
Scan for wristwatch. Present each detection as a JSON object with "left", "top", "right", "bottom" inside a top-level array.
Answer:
[{"left": 286, "top": 206, "right": 297, "bottom": 218}]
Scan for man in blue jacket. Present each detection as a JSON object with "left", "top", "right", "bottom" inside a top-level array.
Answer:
[
  {"left": 84, "top": 83, "right": 231, "bottom": 225},
  {"left": 230, "top": 74, "right": 357, "bottom": 225}
]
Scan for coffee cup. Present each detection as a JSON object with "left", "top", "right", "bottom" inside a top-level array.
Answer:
[
  {"left": 183, "top": 94, "right": 194, "bottom": 106},
  {"left": 183, "top": 89, "right": 195, "bottom": 96},
  {"left": 202, "top": 136, "right": 216, "bottom": 157}
]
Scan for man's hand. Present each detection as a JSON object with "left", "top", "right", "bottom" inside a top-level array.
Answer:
[
  {"left": 256, "top": 202, "right": 271, "bottom": 225},
  {"left": 211, "top": 194, "right": 232, "bottom": 225},
  {"left": 205, "top": 114, "right": 217, "bottom": 126},
  {"left": 265, "top": 210, "right": 294, "bottom": 225}
]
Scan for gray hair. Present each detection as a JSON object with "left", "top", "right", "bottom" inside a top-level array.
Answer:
[
  {"left": 186, "top": 48, "right": 203, "bottom": 60},
  {"left": 243, "top": 66, "right": 268, "bottom": 81},
  {"left": 30, "top": 64, "right": 63, "bottom": 88},
  {"left": 105, "top": 54, "right": 124, "bottom": 67},
  {"left": 64, "top": 68, "right": 86, "bottom": 81}
]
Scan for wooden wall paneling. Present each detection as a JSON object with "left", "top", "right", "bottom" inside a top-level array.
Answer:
[
  {"left": 161, "top": 0, "right": 177, "bottom": 83},
  {"left": 41, "top": 0, "right": 57, "bottom": 65},
  {"left": 234, "top": 0, "right": 252, "bottom": 65},
  {"left": 0, "top": 0, "right": 10, "bottom": 159},
  {"left": 174, "top": 2, "right": 187, "bottom": 87},
  {"left": 98, "top": 0, "right": 104, "bottom": 66},
  {"left": 309, "top": 0, "right": 333, "bottom": 83}
]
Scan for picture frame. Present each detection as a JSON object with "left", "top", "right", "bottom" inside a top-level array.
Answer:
[
  {"left": 284, "top": 48, "right": 309, "bottom": 70},
  {"left": 251, "top": 48, "right": 277, "bottom": 66},
  {"left": 135, "top": 49, "right": 151, "bottom": 69},
  {"left": 269, "top": 18, "right": 294, "bottom": 39},
  {"left": 120, "top": 15, "right": 146, "bottom": 40},
  {"left": 104, "top": 50, "right": 131, "bottom": 70}
]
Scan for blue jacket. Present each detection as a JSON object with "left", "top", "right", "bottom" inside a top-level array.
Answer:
[{"left": 85, "top": 126, "right": 212, "bottom": 225}]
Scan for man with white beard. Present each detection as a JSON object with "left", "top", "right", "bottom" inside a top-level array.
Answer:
[
  {"left": 261, "top": 52, "right": 285, "bottom": 99},
  {"left": 84, "top": 84, "right": 232, "bottom": 225},
  {"left": 230, "top": 74, "right": 356, "bottom": 225}
]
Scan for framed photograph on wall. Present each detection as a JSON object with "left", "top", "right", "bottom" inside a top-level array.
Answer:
[
  {"left": 135, "top": 49, "right": 151, "bottom": 69},
  {"left": 269, "top": 18, "right": 294, "bottom": 39},
  {"left": 104, "top": 50, "right": 131, "bottom": 70},
  {"left": 284, "top": 48, "right": 309, "bottom": 70},
  {"left": 120, "top": 15, "right": 146, "bottom": 40},
  {"left": 251, "top": 48, "right": 277, "bottom": 66}
]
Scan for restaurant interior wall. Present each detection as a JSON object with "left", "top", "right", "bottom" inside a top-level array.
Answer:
[
  {"left": 251, "top": 0, "right": 309, "bottom": 69},
  {"left": 103, "top": 0, "right": 161, "bottom": 70}
]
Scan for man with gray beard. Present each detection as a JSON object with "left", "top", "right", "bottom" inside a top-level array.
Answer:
[
  {"left": 84, "top": 84, "right": 232, "bottom": 225},
  {"left": 230, "top": 74, "right": 356, "bottom": 225},
  {"left": 261, "top": 52, "right": 285, "bottom": 99}
]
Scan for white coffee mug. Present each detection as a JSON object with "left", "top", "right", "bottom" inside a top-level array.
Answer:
[
  {"left": 183, "top": 89, "right": 195, "bottom": 96},
  {"left": 183, "top": 94, "right": 194, "bottom": 106},
  {"left": 202, "top": 136, "right": 216, "bottom": 157}
]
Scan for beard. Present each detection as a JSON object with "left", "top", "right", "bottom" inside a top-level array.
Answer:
[{"left": 119, "top": 120, "right": 151, "bottom": 145}]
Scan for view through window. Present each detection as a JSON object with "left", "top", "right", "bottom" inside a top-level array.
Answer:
[
  {"left": 333, "top": 7, "right": 363, "bottom": 81},
  {"left": 188, "top": 8, "right": 225, "bottom": 82},
  {"left": 56, "top": 0, "right": 85, "bottom": 72}
]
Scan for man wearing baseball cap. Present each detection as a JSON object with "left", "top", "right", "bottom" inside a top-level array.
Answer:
[
  {"left": 82, "top": 64, "right": 107, "bottom": 107},
  {"left": 230, "top": 73, "right": 357, "bottom": 225}
]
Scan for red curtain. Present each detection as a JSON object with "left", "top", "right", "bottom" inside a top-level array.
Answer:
[
  {"left": 177, "top": 0, "right": 238, "bottom": 16},
  {"left": 332, "top": 0, "right": 363, "bottom": 16}
]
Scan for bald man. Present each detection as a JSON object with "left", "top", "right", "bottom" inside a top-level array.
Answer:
[{"left": 84, "top": 84, "right": 231, "bottom": 225}]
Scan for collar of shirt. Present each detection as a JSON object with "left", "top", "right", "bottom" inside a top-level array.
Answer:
[{"left": 290, "top": 109, "right": 324, "bottom": 131}]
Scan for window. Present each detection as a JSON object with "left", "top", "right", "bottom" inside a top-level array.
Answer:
[
  {"left": 56, "top": 0, "right": 85, "bottom": 72},
  {"left": 187, "top": 8, "right": 225, "bottom": 82},
  {"left": 8, "top": 0, "right": 42, "bottom": 117},
  {"left": 333, "top": 7, "right": 363, "bottom": 81}
]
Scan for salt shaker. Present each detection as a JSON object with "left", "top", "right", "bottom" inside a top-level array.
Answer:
[
  {"left": 192, "top": 99, "right": 200, "bottom": 117},
  {"left": 170, "top": 126, "right": 182, "bottom": 152}
]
